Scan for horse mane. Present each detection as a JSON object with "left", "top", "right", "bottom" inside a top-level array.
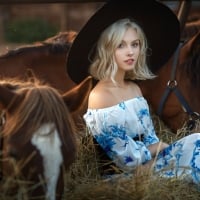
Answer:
[
  {"left": 182, "top": 19, "right": 200, "bottom": 40},
  {"left": 0, "top": 77, "right": 37, "bottom": 91},
  {"left": 0, "top": 31, "right": 77, "bottom": 58},
  {"left": 2, "top": 78, "right": 76, "bottom": 153},
  {"left": 182, "top": 31, "right": 200, "bottom": 87}
]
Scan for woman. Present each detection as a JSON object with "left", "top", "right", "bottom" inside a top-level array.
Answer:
[{"left": 67, "top": 0, "right": 200, "bottom": 183}]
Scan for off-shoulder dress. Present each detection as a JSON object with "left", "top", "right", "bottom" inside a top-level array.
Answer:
[{"left": 84, "top": 96, "right": 200, "bottom": 183}]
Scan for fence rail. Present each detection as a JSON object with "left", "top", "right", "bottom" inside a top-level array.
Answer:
[{"left": 0, "top": 0, "right": 105, "bottom": 4}]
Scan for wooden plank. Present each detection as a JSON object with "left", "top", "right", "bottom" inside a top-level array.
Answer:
[{"left": 0, "top": 0, "right": 106, "bottom": 4}]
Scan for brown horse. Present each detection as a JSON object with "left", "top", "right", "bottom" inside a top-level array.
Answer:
[
  {"left": 0, "top": 76, "right": 92, "bottom": 200},
  {"left": 0, "top": 28, "right": 199, "bottom": 133},
  {"left": 138, "top": 31, "right": 200, "bottom": 133},
  {"left": 0, "top": 31, "right": 77, "bottom": 93}
]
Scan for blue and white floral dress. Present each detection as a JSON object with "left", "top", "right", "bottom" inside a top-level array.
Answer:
[{"left": 84, "top": 96, "right": 200, "bottom": 183}]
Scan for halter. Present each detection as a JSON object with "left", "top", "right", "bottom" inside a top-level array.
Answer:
[{"left": 157, "top": 41, "right": 200, "bottom": 131}]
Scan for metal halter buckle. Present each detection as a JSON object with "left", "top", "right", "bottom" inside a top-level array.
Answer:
[{"left": 167, "top": 80, "right": 177, "bottom": 89}]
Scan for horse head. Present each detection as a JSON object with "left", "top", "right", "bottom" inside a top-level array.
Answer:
[
  {"left": 139, "top": 31, "right": 200, "bottom": 133},
  {"left": 0, "top": 76, "right": 93, "bottom": 199},
  {"left": 177, "top": 31, "right": 200, "bottom": 129}
]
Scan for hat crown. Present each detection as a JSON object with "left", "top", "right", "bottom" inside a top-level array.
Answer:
[{"left": 67, "top": 0, "right": 180, "bottom": 83}]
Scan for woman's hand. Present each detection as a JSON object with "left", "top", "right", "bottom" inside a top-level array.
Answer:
[{"left": 147, "top": 141, "right": 169, "bottom": 157}]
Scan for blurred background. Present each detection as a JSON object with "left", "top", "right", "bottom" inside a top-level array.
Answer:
[{"left": 0, "top": 1, "right": 199, "bottom": 54}]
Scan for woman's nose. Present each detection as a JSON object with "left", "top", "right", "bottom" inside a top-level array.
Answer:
[
  {"left": 127, "top": 48, "right": 133, "bottom": 56},
  {"left": 128, "top": 49, "right": 133, "bottom": 56}
]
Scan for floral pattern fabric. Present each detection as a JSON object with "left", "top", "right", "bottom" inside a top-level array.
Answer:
[{"left": 84, "top": 96, "right": 200, "bottom": 183}]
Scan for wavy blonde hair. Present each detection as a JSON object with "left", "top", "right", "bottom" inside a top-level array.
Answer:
[{"left": 89, "top": 18, "right": 156, "bottom": 82}]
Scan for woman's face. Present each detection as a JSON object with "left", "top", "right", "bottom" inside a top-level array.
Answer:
[{"left": 114, "top": 27, "right": 140, "bottom": 73}]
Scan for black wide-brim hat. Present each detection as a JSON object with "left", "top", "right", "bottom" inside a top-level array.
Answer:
[{"left": 67, "top": 0, "right": 180, "bottom": 84}]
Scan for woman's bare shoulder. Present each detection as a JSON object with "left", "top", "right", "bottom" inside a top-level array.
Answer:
[
  {"left": 88, "top": 83, "right": 115, "bottom": 109},
  {"left": 129, "top": 81, "right": 143, "bottom": 96}
]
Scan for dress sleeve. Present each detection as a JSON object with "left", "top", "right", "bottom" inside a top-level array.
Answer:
[
  {"left": 84, "top": 109, "right": 152, "bottom": 172},
  {"left": 136, "top": 106, "right": 160, "bottom": 147}
]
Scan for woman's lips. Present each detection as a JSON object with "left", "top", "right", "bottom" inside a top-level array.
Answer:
[{"left": 125, "top": 59, "right": 134, "bottom": 65}]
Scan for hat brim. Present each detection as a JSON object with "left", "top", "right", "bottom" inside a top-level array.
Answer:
[{"left": 67, "top": 0, "right": 180, "bottom": 84}]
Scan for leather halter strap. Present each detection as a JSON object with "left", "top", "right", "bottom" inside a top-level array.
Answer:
[{"left": 157, "top": 41, "right": 200, "bottom": 130}]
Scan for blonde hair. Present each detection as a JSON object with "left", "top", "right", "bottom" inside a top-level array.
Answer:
[{"left": 89, "top": 18, "right": 156, "bottom": 82}]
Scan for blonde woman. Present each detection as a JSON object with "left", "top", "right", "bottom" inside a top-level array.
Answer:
[{"left": 67, "top": 0, "right": 200, "bottom": 183}]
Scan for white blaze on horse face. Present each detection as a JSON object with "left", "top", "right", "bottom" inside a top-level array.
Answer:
[{"left": 31, "top": 123, "right": 63, "bottom": 200}]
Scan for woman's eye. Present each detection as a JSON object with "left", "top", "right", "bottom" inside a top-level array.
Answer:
[
  {"left": 132, "top": 42, "right": 139, "bottom": 48},
  {"left": 118, "top": 43, "right": 124, "bottom": 48}
]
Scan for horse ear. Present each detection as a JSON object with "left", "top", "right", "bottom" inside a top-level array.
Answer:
[
  {"left": 25, "top": 68, "right": 37, "bottom": 82},
  {"left": 192, "top": 32, "right": 200, "bottom": 50},
  {"left": 0, "top": 85, "right": 18, "bottom": 109},
  {"left": 62, "top": 76, "right": 93, "bottom": 113}
]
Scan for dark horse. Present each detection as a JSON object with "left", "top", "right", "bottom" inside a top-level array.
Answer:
[
  {"left": 0, "top": 76, "right": 92, "bottom": 200},
  {"left": 138, "top": 31, "right": 200, "bottom": 133},
  {"left": 0, "top": 29, "right": 200, "bottom": 132}
]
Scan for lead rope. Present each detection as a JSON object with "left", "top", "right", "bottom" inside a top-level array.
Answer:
[{"left": 157, "top": 41, "right": 200, "bottom": 131}]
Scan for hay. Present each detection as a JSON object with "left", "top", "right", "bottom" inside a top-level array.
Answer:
[
  {"left": 64, "top": 112, "right": 200, "bottom": 200},
  {"left": 1, "top": 112, "right": 200, "bottom": 199}
]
